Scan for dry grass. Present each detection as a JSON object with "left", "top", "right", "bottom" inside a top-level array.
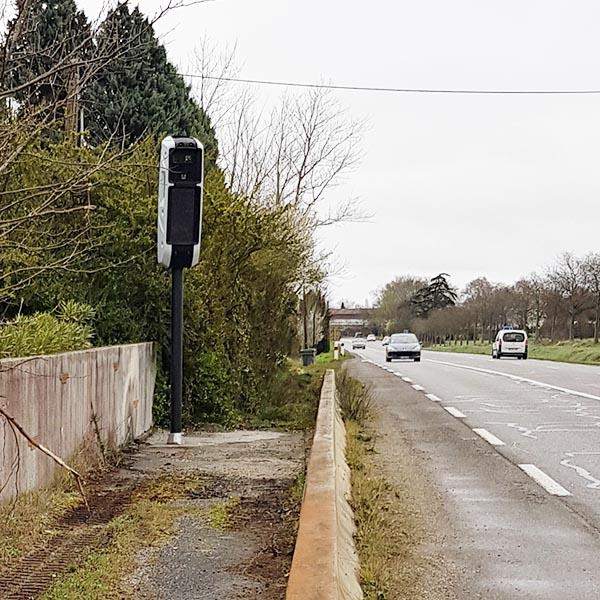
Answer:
[
  {"left": 346, "top": 421, "right": 427, "bottom": 600},
  {"left": 41, "top": 473, "right": 204, "bottom": 600},
  {"left": 0, "top": 485, "right": 81, "bottom": 568},
  {"left": 336, "top": 369, "right": 375, "bottom": 423}
]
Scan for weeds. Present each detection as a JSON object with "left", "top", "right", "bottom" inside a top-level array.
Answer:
[
  {"left": 208, "top": 496, "right": 241, "bottom": 529},
  {"left": 346, "top": 421, "right": 390, "bottom": 599},
  {"left": 336, "top": 369, "right": 375, "bottom": 423}
]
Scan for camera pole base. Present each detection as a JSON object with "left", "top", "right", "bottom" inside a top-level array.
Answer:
[{"left": 167, "top": 432, "right": 183, "bottom": 445}]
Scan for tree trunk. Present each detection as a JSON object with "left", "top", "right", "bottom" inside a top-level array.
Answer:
[
  {"left": 595, "top": 297, "right": 599, "bottom": 344},
  {"left": 302, "top": 288, "right": 308, "bottom": 349}
]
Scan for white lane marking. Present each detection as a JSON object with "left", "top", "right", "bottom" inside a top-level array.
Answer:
[
  {"left": 518, "top": 464, "right": 572, "bottom": 496},
  {"left": 426, "top": 393, "right": 442, "bottom": 402},
  {"left": 412, "top": 384, "right": 425, "bottom": 391},
  {"left": 472, "top": 428, "right": 505, "bottom": 446},
  {"left": 560, "top": 453, "right": 600, "bottom": 489},
  {"left": 427, "top": 358, "right": 600, "bottom": 403},
  {"left": 402, "top": 377, "right": 413, "bottom": 383},
  {"left": 444, "top": 406, "right": 466, "bottom": 418},
  {"left": 393, "top": 372, "right": 403, "bottom": 377}
]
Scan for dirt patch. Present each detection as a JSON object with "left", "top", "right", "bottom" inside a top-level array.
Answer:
[{"left": 0, "top": 429, "right": 304, "bottom": 600}]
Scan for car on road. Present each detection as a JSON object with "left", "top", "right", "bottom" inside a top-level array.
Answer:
[
  {"left": 352, "top": 337, "right": 366, "bottom": 349},
  {"left": 382, "top": 336, "right": 390, "bottom": 346},
  {"left": 492, "top": 328, "right": 528, "bottom": 359},
  {"left": 366, "top": 334, "right": 376, "bottom": 342},
  {"left": 385, "top": 332, "right": 421, "bottom": 362}
]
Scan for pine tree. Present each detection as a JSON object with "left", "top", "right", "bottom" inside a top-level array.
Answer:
[
  {"left": 411, "top": 273, "right": 457, "bottom": 318},
  {"left": 5, "top": 0, "right": 92, "bottom": 114},
  {"left": 81, "top": 3, "right": 217, "bottom": 157}
]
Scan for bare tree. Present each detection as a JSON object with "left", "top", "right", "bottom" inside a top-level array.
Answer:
[
  {"left": 546, "top": 252, "right": 588, "bottom": 340},
  {"left": 582, "top": 252, "right": 600, "bottom": 343}
]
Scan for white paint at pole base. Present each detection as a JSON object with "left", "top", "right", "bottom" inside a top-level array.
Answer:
[
  {"left": 167, "top": 432, "right": 183, "bottom": 445},
  {"left": 334, "top": 349, "right": 339, "bottom": 360}
]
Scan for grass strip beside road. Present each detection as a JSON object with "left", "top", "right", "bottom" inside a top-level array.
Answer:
[{"left": 428, "top": 338, "right": 600, "bottom": 366}]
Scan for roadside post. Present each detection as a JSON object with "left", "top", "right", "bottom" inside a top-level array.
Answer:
[
  {"left": 157, "top": 135, "right": 204, "bottom": 444},
  {"left": 333, "top": 340, "right": 340, "bottom": 360}
]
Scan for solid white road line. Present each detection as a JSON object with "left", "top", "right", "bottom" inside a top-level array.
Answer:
[
  {"left": 427, "top": 358, "right": 600, "bottom": 403},
  {"left": 518, "top": 464, "right": 572, "bottom": 496},
  {"left": 472, "top": 428, "right": 505, "bottom": 446},
  {"left": 402, "top": 377, "right": 413, "bottom": 383},
  {"left": 426, "top": 393, "right": 442, "bottom": 402},
  {"left": 444, "top": 406, "right": 466, "bottom": 418},
  {"left": 412, "top": 384, "right": 425, "bottom": 391}
]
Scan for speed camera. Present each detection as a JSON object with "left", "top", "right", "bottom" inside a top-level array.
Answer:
[{"left": 157, "top": 136, "right": 204, "bottom": 269}]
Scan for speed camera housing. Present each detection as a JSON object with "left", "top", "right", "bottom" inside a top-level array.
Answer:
[{"left": 157, "top": 136, "right": 204, "bottom": 269}]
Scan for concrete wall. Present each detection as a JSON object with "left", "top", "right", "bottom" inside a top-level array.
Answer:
[
  {"left": 0, "top": 343, "right": 155, "bottom": 503},
  {"left": 286, "top": 369, "right": 363, "bottom": 600}
]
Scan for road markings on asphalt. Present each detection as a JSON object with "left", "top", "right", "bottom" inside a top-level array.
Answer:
[
  {"left": 472, "top": 428, "right": 505, "bottom": 446},
  {"left": 402, "top": 377, "right": 413, "bottom": 383},
  {"left": 444, "top": 406, "right": 466, "bottom": 418},
  {"left": 518, "top": 464, "right": 571, "bottom": 496},
  {"left": 427, "top": 358, "right": 600, "bottom": 403},
  {"left": 394, "top": 372, "right": 403, "bottom": 377},
  {"left": 560, "top": 453, "right": 600, "bottom": 490},
  {"left": 412, "top": 384, "right": 425, "bottom": 391},
  {"left": 426, "top": 393, "right": 442, "bottom": 402}
]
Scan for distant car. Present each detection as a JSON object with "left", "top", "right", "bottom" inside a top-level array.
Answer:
[
  {"left": 366, "top": 334, "right": 376, "bottom": 342},
  {"left": 382, "top": 336, "right": 390, "bottom": 346},
  {"left": 352, "top": 337, "right": 366, "bottom": 350},
  {"left": 386, "top": 332, "right": 421, "bottom": 362},
  {"left": 493, "top": 328, "right": 528, "bottom": 359}
]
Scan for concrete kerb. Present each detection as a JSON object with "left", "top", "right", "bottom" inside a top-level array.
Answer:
[{"left": 286, "top": 369, "right": 363, "bottom": 600}]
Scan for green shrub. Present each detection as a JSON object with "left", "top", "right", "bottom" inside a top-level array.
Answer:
[{"left": 0, "top": 307, "right": 94, "bottom": 359}]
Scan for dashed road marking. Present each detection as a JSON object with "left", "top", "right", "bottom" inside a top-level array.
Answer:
[
  {"left": 412, "top": 384, "right": 425, "bottom": 391},
  {"left": 444, "top": 406, "right": 466, "bottom": 418},
  {"left": 472, "top": 428, "right": 505, "bottom": 446},
  {"left": 402, "top": 377, "right": 413, "bottom": 383},
  {"left": 394, "top": 372, "right": 403, "bottom": 377},
  {"left": 518, "top": 464, "right": 572, "bottom": 496},
  {"left": 426, "top": 393, "right": 442, "bottom": 402}
]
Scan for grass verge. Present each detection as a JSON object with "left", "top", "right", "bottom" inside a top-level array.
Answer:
[
  {"left": 428, "top": 338, "right": 600, "bottom": 365},
  {"left": 250, "top": 353, "right": 350, "bottom": 430},
  {"left": 0, "top": 485, "right": 81, "bottom": 569},
  {"left": 41, "top": 474, "right": 203, "bottom": 600},
  {"left": 346, "top": 421, "right": 389, "bottom": 598}
]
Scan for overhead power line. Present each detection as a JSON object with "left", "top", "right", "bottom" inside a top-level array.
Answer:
[{"left": 180, "top": 73, "right": 600, "bottom": 95}]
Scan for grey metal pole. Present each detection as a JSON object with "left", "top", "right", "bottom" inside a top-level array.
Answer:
[{"left": 168, "top": 266, "right": 184, "bottom": 444}]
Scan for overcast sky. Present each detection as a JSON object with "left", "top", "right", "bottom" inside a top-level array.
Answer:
[{"left": 80, "top": 0, "right": 600, "bottom": 307}]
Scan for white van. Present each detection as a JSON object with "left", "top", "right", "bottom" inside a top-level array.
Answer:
[{"left": 492, "top": 328, "right": 528, "bottom": 360}]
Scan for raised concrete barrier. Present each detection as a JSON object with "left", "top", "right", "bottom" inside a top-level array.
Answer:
[
  {"left": 286, "top": 369, "right": 363, "bottom": 600},
  {"left": 0, "top": 343, "right": 155, "bottom": 503}
]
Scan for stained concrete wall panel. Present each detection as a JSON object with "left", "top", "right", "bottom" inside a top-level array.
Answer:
[{"left": 0, "top": 343, "right": 155, "bottom": 503}]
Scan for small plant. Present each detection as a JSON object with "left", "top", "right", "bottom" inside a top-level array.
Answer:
[{"left": 336, "top": 369, "right": 375, "bottom": 424}]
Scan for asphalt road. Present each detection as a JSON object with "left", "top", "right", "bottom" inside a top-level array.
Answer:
[
  {"left": 345, "top": 340, "right": 600, "bottom": 529},
  {"left": 345, "top": 356, "right": 600, "bottom": 599}
]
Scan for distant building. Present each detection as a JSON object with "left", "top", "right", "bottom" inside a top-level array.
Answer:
[{"left": 329, "top": 307, "right": 375, "bottom": 337}]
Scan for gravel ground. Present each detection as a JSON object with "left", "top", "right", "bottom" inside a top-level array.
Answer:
[{"left": 127, "top": 429, "right": 304, "bottom": 600}]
